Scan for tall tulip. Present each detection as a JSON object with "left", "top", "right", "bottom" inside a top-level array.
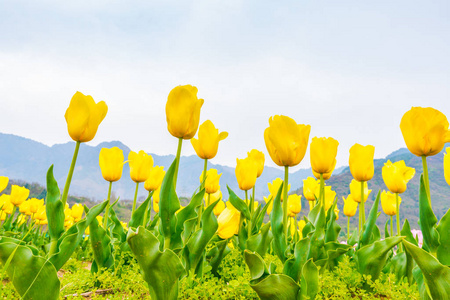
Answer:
[
  {"left": 10, "top": 185, "right": 29, "bottom": 207},
  {"left": 128, "top": 150, "right": 154, "bottom": 213},
  {"left": 191, "top": 120, "right": 228, "bottom": 160},
  {"left": 166, "top": 85, "right": 204, "bottom": 188},
  {"left": 400, "top": 107, "right": 450, "bottom": 203},
  {"left": 143, "top": 166, "right": 166, "bottom": 228},
  {"left": 445, "top": 148, "right": 450, "bottom": 186},
  {"left": 235, "top": 157, "right": 258, "bottom": 192},
  {"left": 0, "top": 176, "right": 8, "bottom": 193},
  {"left": 247, "top": 149, "right": 265, "bottom": 222},
  {"left": 0, "top": 195, "right": 13, "bottom": 214},
  {"left": 381, "top": 191, "right": 401, "bottom": 236},
  {"left": 287, "top": 194, "right": 301, "bottom": 217},
  {"left": 265, "top": 115, "right": 310, "bottom": 241},
  {"left": 62, "top": 91, "right": 107, "bottom": 207}
]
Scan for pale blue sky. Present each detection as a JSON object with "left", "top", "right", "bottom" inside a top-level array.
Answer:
[{"left": 1, "top": 0, "right": 449, "bottom": 171}]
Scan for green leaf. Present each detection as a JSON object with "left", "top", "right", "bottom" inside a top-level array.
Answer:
[
  {"left": 315, "top": 242, "right": 352, "bottom": 271},
  {"left": 270, "top": 183, "right": 287, "bottom": 262},
  {"left": 227, "top": 186, "right": 251, "bottom": 220},
  {"left": 413, "top": 267, "right": 432, "bottom": 300},
  {"left": 394, "top": 219, "right": 417, "bottom": 284},
  {"left": 159, "top": 159, "right": 181, "bottom": 244},
  {"left": 307, "top": 201, "right": 321, "bottom": 225},
  {"left": 347, "top": 228, "right": 359, "bottom": 246},
  {"left": 207, "top": 239, "right": 231, "bottom": 276},
  {"left": 0, "top": 242, "right": 60, "bottom": 300},
  {"left": 402, "top": 239, "right": 450, "bottom": 300},
  {"left": 359, "top": 191, "right": 380, "bottom": 247},
  {"left": 45, "top": 165, "right": 65, "bottom": 241},
  {"left": 49, "top": 199, "right": 108, "bottom": 270},
  {"left": 254, "top": 198, "right": 272, "bottom": 233},
  {"left": 88, "top": 214, "right": 113, "bottom": 273},
  {"left": 300, "top": 259, "right": 319, "bottom": 300},
  {"left": 437, "top": 208, "right": 450, "bottom": 266},
  {"left": 128, "top": 193, "right": 152, "bottom": 229},
  {"left": 307, "top": 205, "right": 326, "bottom": 262},
  {"left": 109, "top": 208, "right": 126, "bottom": 243},
  {"left": 247, "top": 222, "right": 274, "bottom": 258},
  {"left": 418, "top": 175, "right": 440, "bottom": 255},
  {"left": 325, "top": 202, "right": 340, "bottom": 243},
  {"left": 355, "top": 236, "right": 403, "bottom": 280},
  {"left": 127, "top": 226, "right": 184, "bottom": 300},
  {"left": 283, "top": 237, "right": 310, "bottom": 282},
  {"left": 244, "top": 250, "right": 270, "bottom": 281}
]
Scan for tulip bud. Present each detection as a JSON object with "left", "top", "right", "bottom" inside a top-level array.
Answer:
[
  {"left": 0, "top": 195, "right": 14, "bottom": 214},
  {"left": 342, "top": 195, "right": 358, "bottom": 217},
  {"left": 191, "top": 120, "right": 228, "bottom": 159},
  {"left": 200, "top": 169, "right": 222, "bottom": 194},
  {"left": 217, "top": 202, "right": 240, "bottom": 239},
  {"left": 144, "top": 166, "right": 166, "bottom": 192},
  {"left": 287, "top": 194, "right": 301, "bottom": 217},
  {"left": 381, "top": 191, "right": 401, "bottom": 216},
  {"left": 400, "top": 107, "right": 450, "bottom": 157},
  {"left": 349, "top": 179, "right": 371, "bottom": 203},
  {"left": 310, "top": 137, "right": 339, "bottom": 179},
  {"left": 166, "top": 85, "right": 204, "bottom": 139},
  {"left": 303, "top": 177, "right": 319, "bottom": 201},
  {"left": 64, "top": 91, "right": 108, "bottom": 143},
  {"left": 349, "top": 144, "right": 375, "bottom": 182},
  {"left": 128, "top": 150, "right": 154, "bottom": 183},
  {"left": 247, "top": 149, "right": 265, "bottom": 178},
  {"left": 264, "top": 115, "right": 311, "bottom": 167},
  {"left": 99, "top": 147, "right": 125, "bottom": 182},
  {"left": 10, "top": 185, "right": 29, "bottom": 206},
  {"left": 382, "top": 160, "right": 415, "bottom": 194},
  {"left": 71, "top": 203, "right": 84, "bottom": 222},
  {"left": 235, "top": 157, "right": 258, "bottom": 191}
]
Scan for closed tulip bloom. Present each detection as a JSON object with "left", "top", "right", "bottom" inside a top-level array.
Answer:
[
  {"left": 19, "top": 201, "right": 31, "bottom": 215},
  {"left": 247, "top": 149, "right": 265, "bottom": 178},
  {"left": 381, "top": 191, "right": 401, "bottom": 216},
  {"left": 207, "top": 189, "right": 223, "bottom": 206},
  {"left": 382, "top": 160, "right": 415, "bottom": 194},
  {"left": 144, "top": 166, "right": 166, "bottom": 192},
  {"left": 312, "top": 169, "right": 333, "bottom": 180},
  {"left": 298, "top": 219, "right": 306, "bottom": 239},
  {"left": 287, "top": 194, "right": 302, "bottom": 217},
  {"left": 10, "top": 185, "right": 29, "bottom": 206},
  {"left": 166, "top": 85, "right": 204, "bottom": 139},
  {"left": 349, "top": 144, "right": 375, "bottom": 182},
  {"left": 217, "top": 202, "right": 240, "bottom": 239},
  {"left": 334, "top": 207, "right": 340, "bottom": 221},
  {"left": 303, "top": 177, "right": 319, "bottom": 201},
  {"left": 34, "top": 205, "right": 47, "bottom": 221},
  {"left": 268, "top": 178, "right": 290, "bottom": 201},
  {"left": 343, "top": 195, "right": 358, "bottom": 217},
  {"left": 0, "top": 211, "right": 6, "bottom": 221},
  {"left": 65, "top": 91, "right": 108, "bottom": 143},
  {"left": 153, "top": 198, "right": 160, "bottom": 214},
  {"left": 71, "top": 203, "right": 84, "bottom": 222},
  {"left": 445, "top": 148, "right": 450, "bottom": 186},
  {"left": 400, "top": 107, "right": 450, "bottom": 157},
  {"left": 0, "top": 195, "right": 14, "bottom": 214},
  {"left": 99, "top": 147, "right": 125, "bottom": 182},
  {"left": 349, "top": 179, "right": 371, "bottom": 203},
  {"left": 0, "top": 176, "right": 8, "bottom": 193},
  {"left": 264, "top": 115, "right": 311, "bottom": 167},
  {"left": 191, "top": 120, "right": 228, "bottom": 159},
  {"left": 235, "top": 157, "right": 258, "bottom": 191},
  {"left": 200, "top": 168, "right": 222, "bottom": 194},
  {"left": 29, "top": 198, "right": 44, "bottom": 214},
  {"left": 310, "top": 137, "right": 339, "bottom": 178},
  {"left": 213, "top": 199, "right": 226, "bottom": 216},
  {"left": 314, "top": 185, "right": 336, "bottom": 211},
  {"left": 128, "top": 150, "right": 154, "bottom": 183}
]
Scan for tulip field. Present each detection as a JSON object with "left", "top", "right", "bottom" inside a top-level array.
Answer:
[{"left": 1, "top": 86, "right": 450, "bottom": 300}]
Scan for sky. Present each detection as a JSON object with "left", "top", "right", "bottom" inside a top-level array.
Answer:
[{"left": 1, "top": 0, "right": 449, "bottom": 172}]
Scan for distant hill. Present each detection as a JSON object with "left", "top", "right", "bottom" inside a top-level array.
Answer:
[{"left": 0, "top": 133, "right": 313, "bottom": 200}]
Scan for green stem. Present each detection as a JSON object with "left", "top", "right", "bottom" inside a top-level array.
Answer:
[
  {"left": 421, "top": 156, "right": 431, "bottom": 205},
  {"left": 197, "top": 159, "right": 208, "bottom": 230},
  {"left": 173, "top": 138, "right": 183, "bottom": 189},
  {"left": 319, "top": 174, "right": 324, "bottom": 208},
  {"left": 347, "top": 217, "right": 350, "bottom": 241},
  {"left": 132, "top": 182, "right": 139, "bottom": 214},
  {"left": 282, "top": 166, "right": 289, "bottom": 242},
  {"left": 390, "top": 216, "right": 394, "bottom": 237},
  {"left": 246, "top": 190, "right": 251, "bottom": 239},
  {"left": 250, "top": 185, "right": 255, "bottom": 221},
  {"left": 143, "top": 191, "right": 152, "bottom": 227},
  {"left": 360, "top": 181, "right": 365, "bottom": 225},
  {"left": 61, "top": 141, "right": 81, "bottom": 207},
  {"left": 103, "top": 181, "right": 113, "bottom": 229},
  {"left": 358, "top": 202, "right": 362, "bottom": 235},
  {"left": 396, "top": 193, "right": 400, "bottom": 236}
]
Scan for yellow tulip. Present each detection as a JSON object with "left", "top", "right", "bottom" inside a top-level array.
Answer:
[
  {"left": 298, "top": 219, "right": 306, "bottom": 239},
  {"left": 213, "top": 199, "right": 226, "bottom": 216},
  {"left": 85, "top": 226, "right": 90, "bottom": 236},
  {"left": 96, "top": 215, "right": 103, "bottom": 226},
  {"left": 303, "top": 177, "right": 319, "bottom": 201},
  {"left": 342, "top": 195, "right": 358, "bottom": 217},
  {"left": 71, "top": 203, "right": 84, "bottom": 222},
  {"left": 121, "top": 222, "right": 128, "bottom": 231},
  {"left": 381, "top": 191, "right": 401, "bottom": 216},
  {"left": 312, "top": 169, "right": 333, "bottom": 180},
  {"left": 153, "top": 185, "right": 161, "bottom": 204},
  {"left": 235, "top": 157, "right": 258, "bottom": 191},
  {"left": 268, "top": 178, "right": 290, "bottom": 201},
  {"left": 65, "top": 217, "right": 74, "bottom": 228},
  {"left": 445, "top": 148, "right": 450, "bottom": 186},
  {"left": 247, "top": 149, "right": 265, "bottom": 178},
  {"left": 263, "top": 195, "right": 273, "bottom": 215},
  {"left": 200, "top": 168, "right": 222, "bottom": 194},
  {"left": 334, "top": 206, "right": 340, "bottom": 220},
  {"left": 166, "top": 85, "right": 204, "bottom": 139},
  {"left": 64, "top": 205, "right": 72, "bottom": 222},
  {"left": 217, "top": 202, "right": 240, "bottom": 239},
  {"left": 0, "top": 176, "right": 8, "bottom": 193},
  {"left": 153, "top": 200, "right": 160, "bottom": 213},
  {"left": 264, "top": 115, "right": 311, "bottom": 167},
  {"left": 207, "top": 189, "right": 223, "bottom": 208},
  {"left": 144, "top": 166, "right": 166, "bottom": 192},
  {"left": 99, "top": 147, "right": 125, "bottom": 182},
  {"left": 191, "top": 120, "right": 228, "bottom": 159},
  {"left": 0, "top": 195, "right": 13, "bottom": 214},
  {"left": 10, "top": 185, "right": 29, "bottom": 206},
  {"left": 310, "top": 137, "right": 339, "bottom": 178},
  {"left": 287, "top": 194, "right": 302, "bottom": 217},
  {"left": 28, "top": 198, "right": 44, "bottom": 214},
  {"left": 128, "top": 150, "right": 154, "bottom": 183},
  {"left": 64, "top": 91, "right": 108, "bottom": 143},
  {"left": 349, "top": 179, "right": 371, "bottom": 203},
  {"left": 17, "top": 214, "right": 28, "bottom": 226},
  {"left": 34, "top": 205, "right": 47, "bottom": 221},
  {"left": 314, "top": 185, "right": 336, "bottom": 211},
  {"left": 19, "top": 201, "right": 31, "bottom": 215},
  {"left": 349, "top": 144, "right": 375, "bottom": 182},
  {"left": 382, "top": 160, "right": 415, "bottom": 194},
  {"left": 0, "top": 211, "right": 6, "bottom": 221},
  {"left": 400, "top": 107, "right": 450, "bottom": 157}
]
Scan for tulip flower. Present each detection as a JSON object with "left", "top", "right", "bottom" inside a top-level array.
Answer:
[
  {"left": 128, "top": 150, "right": 154, "bottom": 213},
  {"left": 10, "top": 185, "right": 29, "bottom": 207},
  {"left": 0, "top": 176, "right": 8, "bottom": 193},
  {"left": 343, "top": 195, "right": 358, "bottom": 218},
  {"left": 303, "top": 177, "right": 319, "bottom": 209},
  {"left": 382, "top": 160, "right": 415, "bottom": 194},
  {"left": 381, "top": 191, "right": 402, "bottom": 236},
  {"left": 349, "top": 180, "right": 372, "bottom": 203},
  {"left": 268, "top": 178, "right": 290, "bottom": 201},
  {"left": 445, "top": 148, "right": 450, "bottom": 186},
  {"left": 144, "top": 166, "right": 166, "bottom": 192},
  {"left": 217, "top": 202, "right": 240, "bottom": 239},
  {"left": 0, "top": 195, "right": 14, "bottom": 214},
  {"left": 200, "top": 169, "right": 222, "bottom": 195},
  {"left": 28, "top": 198, "right": 44, "bottom": 214},
  {"left": 287, "top": 194, "right": 302, "bottom": 217},
  {"left": 310, "top": 137, "right": 339, "bottom": 179},
  {"left": 235, "top": 157, "right": 258, "bottom": 191},
  {"left": 71, "top": 203, "right": 84, "bottom": 222},
  {"left": 0, "top": 211, "right": 6, "bottom": 221},
  {"left": 349, "top": 144, "right": 375, "bottom": 182},
  {"left": 298, "top": 219, "right": 306, "bottom": 239},
  {"left": 34, "top": 205, "right": 47, "bottom": 222},
  {"left": 213, "top": 199, "right": 226, "bottom": 216},
  {"left": 247, "top": 149, "right": 265, "bottom": 178},
  {"left": 206, "top": 189, "right": 223, "bottom": 208},
  {"left": 99, "top": 147, "right": 125, "bottom": 182},
  {"left": 191, "top": 120, "right": 228, "bottom": 160},
  {"left": 19, "top": 201, "right": 31, "bottom": 215},
  {"left": 314, "top": 185, "right": 336, "bottom": 211}
]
